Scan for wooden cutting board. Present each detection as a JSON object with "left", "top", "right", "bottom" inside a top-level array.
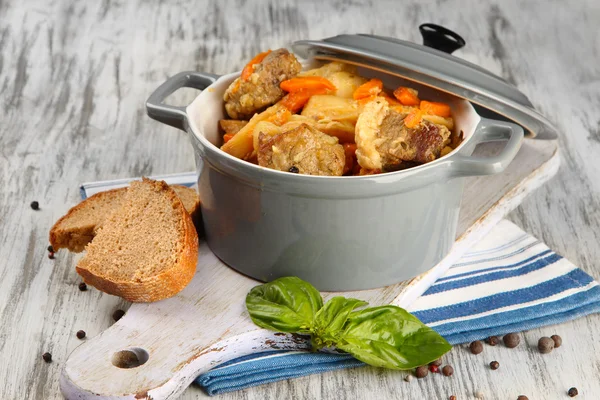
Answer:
[{"left": 60, "top": 139, "right": 559, "bottom": 400}]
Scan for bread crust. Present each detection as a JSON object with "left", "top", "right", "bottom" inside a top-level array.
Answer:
[{"left": 75, "top": 179, "right": 199, "bottom": 302}]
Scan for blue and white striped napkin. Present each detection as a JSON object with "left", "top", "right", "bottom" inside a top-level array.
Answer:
[{"left": 80, "top": 175, "right": 600, "bottom": 396}]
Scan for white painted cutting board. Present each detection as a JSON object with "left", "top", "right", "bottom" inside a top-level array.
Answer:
[{"left": 60, "top": 139, "right": 559, "bottom": 400}]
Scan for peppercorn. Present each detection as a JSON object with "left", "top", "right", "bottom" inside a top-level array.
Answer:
[
  {"left": 430, "top": 358, "right": 442, "bottom": 366},
  {"left": 469, "top": 340, "right": 483, "bottom": 354},
  {"left": 503, "top": 333, "right": 520, "bottom": 348},
  {"left": 47, "top": 245, "right": 54, "bottom": 253},
  {"left": 489, "top": 361, "right": 499, "bottom": 370},
  {"left": 415, "top": 365, "right": 428, "bottom": 378},
  {"left": 429, "top": 364, "right": 439, "bottom": 373},
  {"left": 449, "top": 396, "right": 457, "bottom": 400},
  {"left": 78, "top": 282, "right": 87, "bottom": 291},
  {"left": 442, "top": 365, "right": 454, "bottom": 376},
  {"left": 48, "top": 252, "right": 55, "bottom": 259},
  {"left": 517, "top": 396, "right": 529, "bottom": 400},
  {"left": 112, "top": 309, "right": 125, "bottom": 321},
  {"left": 485, "top": 336, "right": 499, "bottom": 346},
  {"left": 538, "top": 336, "right": 554, "bottom": 354},
  {"left": 551, "top": 334, "right": 562, "bottom": 348},
  {"left": 288, "top": 166, "right": 299, "bottom": 173},
  {"left": 30, "top": 201, "right": 39, "bottom": 210},
  {"left": 567, "top": 387, "right": 578, "bottom": 397},
  {"left": 404, "top": 374, "right": 413, "bottom": 382},
  {"left": 76, "top": 330, "right": 86, "bottom": 339},
  {"left": 42, "top": 352, "right": 52, "bottom": 363}
]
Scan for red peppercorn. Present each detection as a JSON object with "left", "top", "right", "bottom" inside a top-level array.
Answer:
[
  {"left": 48, "top": 252, "right": 55, "bottom": 259},
  {"left": 449, "top": 396, "right": 457, "bottom": 400},
  {"left": 429, "top": 364, "right": 439, "bottom": 373}
]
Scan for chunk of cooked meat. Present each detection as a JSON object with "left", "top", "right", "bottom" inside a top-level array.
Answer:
[
  {"left": 219, "top": 119, "right": 248, "bottom": 134},
  {"left": 257, "top": 123, "right": 345, "bottom": 176},
  {"left": 223, "top": 49, "right": 302, "bottom": 119},
  {"left": 355, "top": 98, "right": 450, "bottom": 171}
]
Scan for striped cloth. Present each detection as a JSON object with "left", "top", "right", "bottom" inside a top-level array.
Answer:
[{"left": 80, "top": 176, "right": 600, "bottom": 396}]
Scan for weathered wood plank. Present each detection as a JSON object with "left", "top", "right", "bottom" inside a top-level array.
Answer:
[{"left": 1, "top": 0, "right": 599, "bottom": 399}]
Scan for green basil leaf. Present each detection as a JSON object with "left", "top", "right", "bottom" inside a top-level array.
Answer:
[
  {"left": 312, "top": 297, "right": 368, "bottom": 347},
  {"left": 337, "top": 305, "right": 451, "bottom": 369},
  {"left": 245, "top": 276, "right": 323, "bottom": 333}
]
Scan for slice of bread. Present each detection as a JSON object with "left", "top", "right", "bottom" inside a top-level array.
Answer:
[
  {"left": 50, "top": 184, "right": 201, "bottom": 252},
  {"left": 76, "top": 178, "right": 198, "bottom": 302}
]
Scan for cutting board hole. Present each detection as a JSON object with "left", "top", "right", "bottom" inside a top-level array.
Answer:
[{"left": 111, "top": 348, "right": 149, "bottom": 369}]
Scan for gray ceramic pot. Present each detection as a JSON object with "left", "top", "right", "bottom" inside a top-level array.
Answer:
[{"left": 146, "top": 65, "right": 523, "bottom": 291}]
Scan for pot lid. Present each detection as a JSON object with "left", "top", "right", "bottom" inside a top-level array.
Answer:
[{"left": 292, "top": 24, "right": 557, "bottom": 140}]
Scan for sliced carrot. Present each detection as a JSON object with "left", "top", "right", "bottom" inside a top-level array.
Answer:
[
  {"left": 393, "top": 87, "right": 420, "bottom": 106},
  {"left": 223, "top": 133, "right": 234, "bottom": 143},
  {"left": 404, "top": 109, "right": 424, "bottom": 128},
  {"left": 353, "top": 79, "right": 383, "bottom": 100},
  {"left": 420, "top": 100, "right": 451, "bottom": 117},
  {"left": 380, "top": 92, "right": 401, "bottom": 106},
  {"left": 266, "top": 108, "right": 292, "bottom": 126},
  {"left": 279, "top": 87, "right": 329, "bottom": 113},
  {"left": 356, "top": 95, "right": 377, "bottom": 106},
  {"left": 241, "top": 50, "right": 272, "bottom": 81},
  {"left": 280, "top": 76, "right": 336, "bottom": 93}
]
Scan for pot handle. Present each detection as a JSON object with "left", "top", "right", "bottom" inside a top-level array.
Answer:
[
  {"left": 146, "top": 71, "right": 220, "bottom": 131},
  {"left": 447, "top": 118, "right": 524, "bottom": 177}
]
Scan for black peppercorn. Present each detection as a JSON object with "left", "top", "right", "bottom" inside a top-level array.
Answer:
[
  {"left": 538, "top": 336, "right": 554, "bottom": 354},
  {"left": 78, "top": 282, "right": 87, "bottom": 291},
  {"left": 485, "top": 336, "right": 499, "bottom": 346},
  {"left": 47, "top": 245, "right": 54, "bottom": 253},
  {"left": 288, "top": 166, "right": 299, "bottom": 173},
  {"left": 442, "top": 365, "right": 454, "bottom": 376},
  {"left": 112, "top": 309, "right": 125, "bottom": 321},
  {"left": 489, "top": 361, "right": 499, "bottom": 370},
  {"left": 551, "top": 334, "right": 562, "bottom": 348},
  {"left": 42, "top": 352, "right": 52, "bottom": 363},
  {"left": 517, "top": 396, "right": 529, "bottom": 400},
  {"left": 568, "top": 387, "right": 578, "bottom": 397},
  {"left": 503, "top": 333, "right": 520, "bottom": 348},
  {"left": 76, "top": 330, "right": 86, "bottom": 339},
  {"left": 30, "top": 201, "right": 40, "bottom": 210},
  {"left": 415, "top": 365, "right": 428, "bottom": 378},
  {"left": 469, "top": 340, "right": 483, "bottom": 354},
  {"left": 430, "top": 358, "right": 443, "bottom": 366}
]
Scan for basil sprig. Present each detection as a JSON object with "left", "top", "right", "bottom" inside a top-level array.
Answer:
[{"left": 246, "top": 277, "right": 451, "bottom": 370}]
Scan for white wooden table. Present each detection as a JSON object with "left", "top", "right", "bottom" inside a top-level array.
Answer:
[{"left": 1, "top": 0, "right": 599, "bottom": 399}]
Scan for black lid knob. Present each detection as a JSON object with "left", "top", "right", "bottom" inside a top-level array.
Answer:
[{"left": 419, "top": 23, "right": 466, "bottom": 54}]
